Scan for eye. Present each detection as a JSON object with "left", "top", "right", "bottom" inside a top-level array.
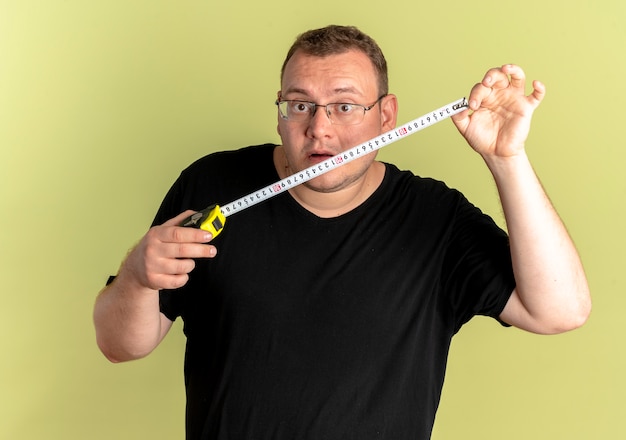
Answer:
[
  {"left": 336, "top": 103, "right": 355, "bottom": 114},
  {"left": 290, "top": 101, "right": 311, "bottom": 114}
]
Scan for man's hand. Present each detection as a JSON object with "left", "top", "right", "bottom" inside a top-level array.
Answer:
[
  {"left": 451, "top": 64, "right": 546, "bottom": 159},
  {"left": 94, "top": 210, "right": 218, "bottom": 362},
  {"left": 119, "top": 210, "right": 218, "bottom": 292}
]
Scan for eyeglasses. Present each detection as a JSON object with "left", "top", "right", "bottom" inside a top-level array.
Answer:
[{"left": 275, "top": 95, "right": 387, "bottom": 126}]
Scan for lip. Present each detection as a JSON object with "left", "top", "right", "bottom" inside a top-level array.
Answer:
[
  {"left": 305, "top": 145, "right": 337, "bottom": 161},
  {"left": 308, "top": 152, "right": 335, "bottom": 164}
]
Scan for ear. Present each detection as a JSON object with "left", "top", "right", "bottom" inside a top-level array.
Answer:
[
  {"left": 276, "top": 91, "right": 283, "bottom": 137},
  {"left": 380, "top": 94, "right": 398, "bottom": 132}
]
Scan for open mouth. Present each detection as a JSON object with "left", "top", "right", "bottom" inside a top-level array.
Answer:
[{"left": 309, "top": 152, "right": 334, "bottom": 162}]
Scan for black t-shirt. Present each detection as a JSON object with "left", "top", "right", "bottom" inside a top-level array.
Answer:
[{"left": 154, "top": 143, "right": 515, "bottom": 440}]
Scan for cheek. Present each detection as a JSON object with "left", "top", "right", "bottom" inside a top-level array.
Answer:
[
  {"left": 277, "top": 122, "right": 301, "bottom": 144},
  {"left": 277, "top": 120, "right": 293, "bottom": 139},
  {"left": 339, "top": 127, "right": 373, "bottom": 147}
]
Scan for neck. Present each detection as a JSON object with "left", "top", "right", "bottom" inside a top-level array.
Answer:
[{"left": 273, "top": 146, "right": 385, "bottom": 218}]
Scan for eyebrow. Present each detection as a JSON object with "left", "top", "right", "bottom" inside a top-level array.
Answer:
[
  {"left": 282, "top": 86, "right": 364, "bottom": 98},
  {"left": 332, "top": 86, "right": 362, "bottom": 95}
]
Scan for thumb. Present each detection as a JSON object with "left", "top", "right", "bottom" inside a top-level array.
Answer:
[
  {"left": 529, "top": 80, "right": 546, "bottom": 110},
  {"left": 451, "top": 108, "right": 470, "bottom": 136},
  {"left": 163, "top": 209, "right": 198, "bottom": 227}
]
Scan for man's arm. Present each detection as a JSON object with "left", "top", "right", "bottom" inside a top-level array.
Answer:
[
  {"left": 94, "top": 277, "right": 173, "bottom": 363},
  {"left": 94, "top": 210, "right": 217, "bottom": 362},
  {"left": 452, "top": 64, "right": 591, "bottom": 334}
]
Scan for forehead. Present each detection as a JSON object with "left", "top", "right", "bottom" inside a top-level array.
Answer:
[{"left": 281, "top": 49, "right": 378, "bottom": 98}]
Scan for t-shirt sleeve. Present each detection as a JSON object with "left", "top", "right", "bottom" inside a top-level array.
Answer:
[{"left": 441, "top": 195, "right": 516, "bottom": 333}]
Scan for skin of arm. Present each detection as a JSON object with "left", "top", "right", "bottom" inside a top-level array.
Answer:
[
  {"left": 94, "top": 210, "right": 217, "bottom": 362},
  {"left": 451, "top": 64, "right": 591, "bottom": 334}
]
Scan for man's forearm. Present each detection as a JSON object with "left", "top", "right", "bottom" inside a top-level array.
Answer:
[
  {"left": 487, "top": 152, "right": 591, "bottom": 333},
  {"left": 93, "top": 272, "right": 169, "bottom": 363}
]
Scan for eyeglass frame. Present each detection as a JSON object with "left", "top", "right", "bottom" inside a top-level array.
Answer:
[{"left": 275, "top": 94, "right": 387, "bottom": 126}]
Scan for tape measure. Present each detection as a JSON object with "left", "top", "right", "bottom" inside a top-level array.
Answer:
[{"left": 182, "top": 97, "right": 469, "bottom": 237}]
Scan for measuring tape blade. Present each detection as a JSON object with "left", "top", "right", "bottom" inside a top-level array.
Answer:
[{"left": 183, "top": 97, "right": 468, "bottom": 237}]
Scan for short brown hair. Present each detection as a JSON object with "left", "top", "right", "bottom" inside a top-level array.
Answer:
[{"left": 281, "top": 25, "right": 389, "bottom": 95}]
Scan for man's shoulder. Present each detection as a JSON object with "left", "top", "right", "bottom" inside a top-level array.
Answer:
[
  {"left": 184, "top": 143, "right": 278, "bottom": 175},
  {"left": 172, "top": 143, "right": 279, "bottom": 206},
  {"left": 383, "top": 162, "right": 459, "bottom": 196}
]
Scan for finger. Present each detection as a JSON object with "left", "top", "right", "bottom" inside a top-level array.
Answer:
[
  {"left": 143, "top": 240, "right": 216, "bottom": 262},
  {"left": 149, "top": 255, "right": 197, "bottom": 276},
  {"left": 162, "top": 273, "right": 190, "bottom": 290},
  {"left": 529, "top": 79, "right": 546, "bottom": 109},
  {"left": 165, "top": 222, "right": 214, "bottom": 244},
  {"left": 481, "top": 66, "right": 511, "bottom": 90},
  {"left": 467, "top": 81, "right": 491, "bottom": 111},
  {"left": 501, "top": 64, "right": 526, "bottom": 89},
  {"left": 149, "top": 272, "right": 191, "bottom": 290},
  {"left": 163, "top": 241, "right": 217, "bottom": 260},
  {"left": 155, "top": 212, "right": 214, "bottom": 244}
]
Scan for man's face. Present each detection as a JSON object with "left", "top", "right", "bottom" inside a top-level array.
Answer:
[{"left": 277, "top": 49, "right": 397, "bottom": 193}]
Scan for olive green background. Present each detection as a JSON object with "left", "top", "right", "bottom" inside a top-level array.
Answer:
[{"left": 1, "top": 1, "right": 623, "bottom": 438}]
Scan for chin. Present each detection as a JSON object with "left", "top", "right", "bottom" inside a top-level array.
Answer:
[{"left": 303, "top": 174, "right": 358, "bottom": 193}]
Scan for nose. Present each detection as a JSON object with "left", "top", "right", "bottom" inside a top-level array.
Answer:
[{"left": 306, "top": 105, "right": 333, "bottom": 138}]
